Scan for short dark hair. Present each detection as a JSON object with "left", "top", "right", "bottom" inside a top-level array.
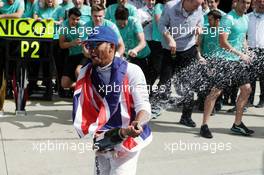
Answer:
[
  {"left": 91, "top": 4, "right": 106, "bottom": 13},
  {"left": 207, "top": 9, "right": 222, "bottom": 20},
  {"left": 115, "top": 5, "right": 129, "bottom": 21},
  {"left": 68, "top": 7, "right": 82, "bottom": 17},
  {"left": 207, "top": 0, "right": 220, "bottom": 3}
]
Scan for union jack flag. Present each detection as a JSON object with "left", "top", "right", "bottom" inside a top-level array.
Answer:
[{"left": 72, "top": 58, "right": 152, "bottom": 152}]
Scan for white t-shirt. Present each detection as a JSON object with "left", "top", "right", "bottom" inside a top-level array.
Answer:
[
  {"left": 96, "top": 61, "right": 151, "bottom": 115},
  {"left": 138, "top": 6, "right": 153, "bottom": 41},
  {"left": 247, "top": 11, "right": 264, "bottom": 48}
]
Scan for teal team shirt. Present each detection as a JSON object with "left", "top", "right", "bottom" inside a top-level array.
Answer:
[
  {"left": 61, "top": 5, "right": 91, "bottom": 24},
  {"left": 152, "top": 3, "right": 163, "bottom": 42},
  {"left": 60, "top": 19, "right": 83, "bottom": 56},
  {"left": 201, "top": 25, "right": 221, "bottom": 58},
  {"left": 105, "top": 3, "right": 137, "bottom": 23},
  {"left": 203, "top": 9, "right": 226, "bottom": 26},
  {"left": 33, "top": 4, "right": 61, "bottom": 39},
  {"left": 117, "top": 17, "right": 150, "bottom": 59},
  {"left": 33, "top": 4, "right": 60, "bottom": 20},
  {"left": 79, "top": 5, "right": 91, "bottom": 24},
  {"left": 0, "top": 0, "right": 24, "bottom": 14},
  {"left": 23, "top": 0, "right": 38, "bottom": 18},
  {"left": 55, "top": 2, "right": 74, "bottom": 20},
  {"left": 219, "top": 9, "right": 248, "bottom": 61}
]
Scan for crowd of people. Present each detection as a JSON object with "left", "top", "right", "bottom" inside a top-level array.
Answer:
[
  {"left": 0, "top": 0, "right": 264, "bottom": 174},
  {"left": 0, "top": 0, "right": 263, "bottom": 135}
]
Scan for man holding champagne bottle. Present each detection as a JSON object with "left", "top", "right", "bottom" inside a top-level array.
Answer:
[{"left": 73, "top": 26, "right": 152, "bottom": 175}]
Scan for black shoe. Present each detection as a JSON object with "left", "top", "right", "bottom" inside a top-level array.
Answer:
[
  {"left": 231, "top": 122, "right": 254, "bottom": 136},
  {"left": 200, "top": 124, "right": 213, "bottom": 138},
  {"left": 255, "top": 101, "right": 264, "bottom": 108},
  {"left": 179, "top": 117, "right": 196, "bottom": 127}
]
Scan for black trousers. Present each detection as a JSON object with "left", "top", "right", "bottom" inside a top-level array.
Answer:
[
  {"left": 159, "top": 46, "right": 198, "bottom": 118},
  {"left": 53, "top": 40, "right": 67, "bottom": 92},
  {"left": 147, "top": 40, "right": 163, "bottom": 87},
  {"left": 0, "top": 39, "right": 4, "bottom": 88},
  {"left": 249, "top": 48, "right": 264, "bottom": 103}
]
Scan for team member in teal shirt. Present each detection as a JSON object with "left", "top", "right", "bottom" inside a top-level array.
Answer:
[
  {"left": 32, "top": 0, "right": 62, "bottom": 97},
  {"left": 218, "top": 1, "right": 249, "bottom": 110},
  {"left": 138, "top": 0, "right": 155, "bottom": 90},
  {"left": 199, "top": 10, "right": 222, "bottom": 58},
  {"left": 152, "top": 2, "right": 164, "bottom": 43},
  {"left": 147, "top": 0, "right": 165, "bottom": 118},
  {"left": 56, "top": 0, "right": 74, "bottom": 20},
  {"left": 83, "top": 4, "right": 125, "bottom": 57},
  {"left": 200, "top": 0, "right": 254, "bottom": 139},
  {"left": 219, "top": 8, "right": 249, "bottom": 61},
  {"left": 22, "top": 0, "right": 38, "bottom": 18},
  {"left": 0, "top": 0, "right": 24, "bottom": 18},
  {"left": 197, "top": 9, "right": 222, "bottom": 115},
  {"left": 33, "top": 0, "right": 62, "bottom": 38},
  {"left": 59, "top": 7, "right": 84, "bottom": 89},
  {"left": 115, "top": 5, "right": 150, "bottom": 82},
  {"left": 105, "top": 0, "right": 137, "bottom": 23},
  {"left": 72, "top": 0, "right": 91, "bottom": 24},
  {"left": 33, "top": 0, "right": 61, "bottom": 24},
  {"left": 150, "top": 0, "right": 165, "bottom": 80},
  {"left": 203, "top": 0, "right": 226, "bottom": 26}
]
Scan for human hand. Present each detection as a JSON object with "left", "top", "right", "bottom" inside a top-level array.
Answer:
[
  {"left": 168, "top": 39, "right": 176, "bottom": 55},
  {"left": 198, "top": 56, "right": 207, "bottom": 65},
  {"left": 82, "top": 42, "right": 90, "bottom": 58},
  {"left": 54, "top": 20, "right": 62, "bottom": 25},
  {"left": 128, "top": 49, "right": 138, "bottom": 58},
  {"left": 239, "top": 53, "right": 252, "bottom": 64},
  {"left": 120, "top": 124, "right": 142, "bottom": 138},
  {"left": 72, "top": 38, "right": 82, "bottom": 46}
]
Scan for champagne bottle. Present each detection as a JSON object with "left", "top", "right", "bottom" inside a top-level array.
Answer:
[{"left": 93, "top": 128, "right": 123, "bottom": 151}]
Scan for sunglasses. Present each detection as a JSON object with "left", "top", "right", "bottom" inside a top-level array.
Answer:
[{"left": 85, "top": 41, "right": 105, "bottom": 50}]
